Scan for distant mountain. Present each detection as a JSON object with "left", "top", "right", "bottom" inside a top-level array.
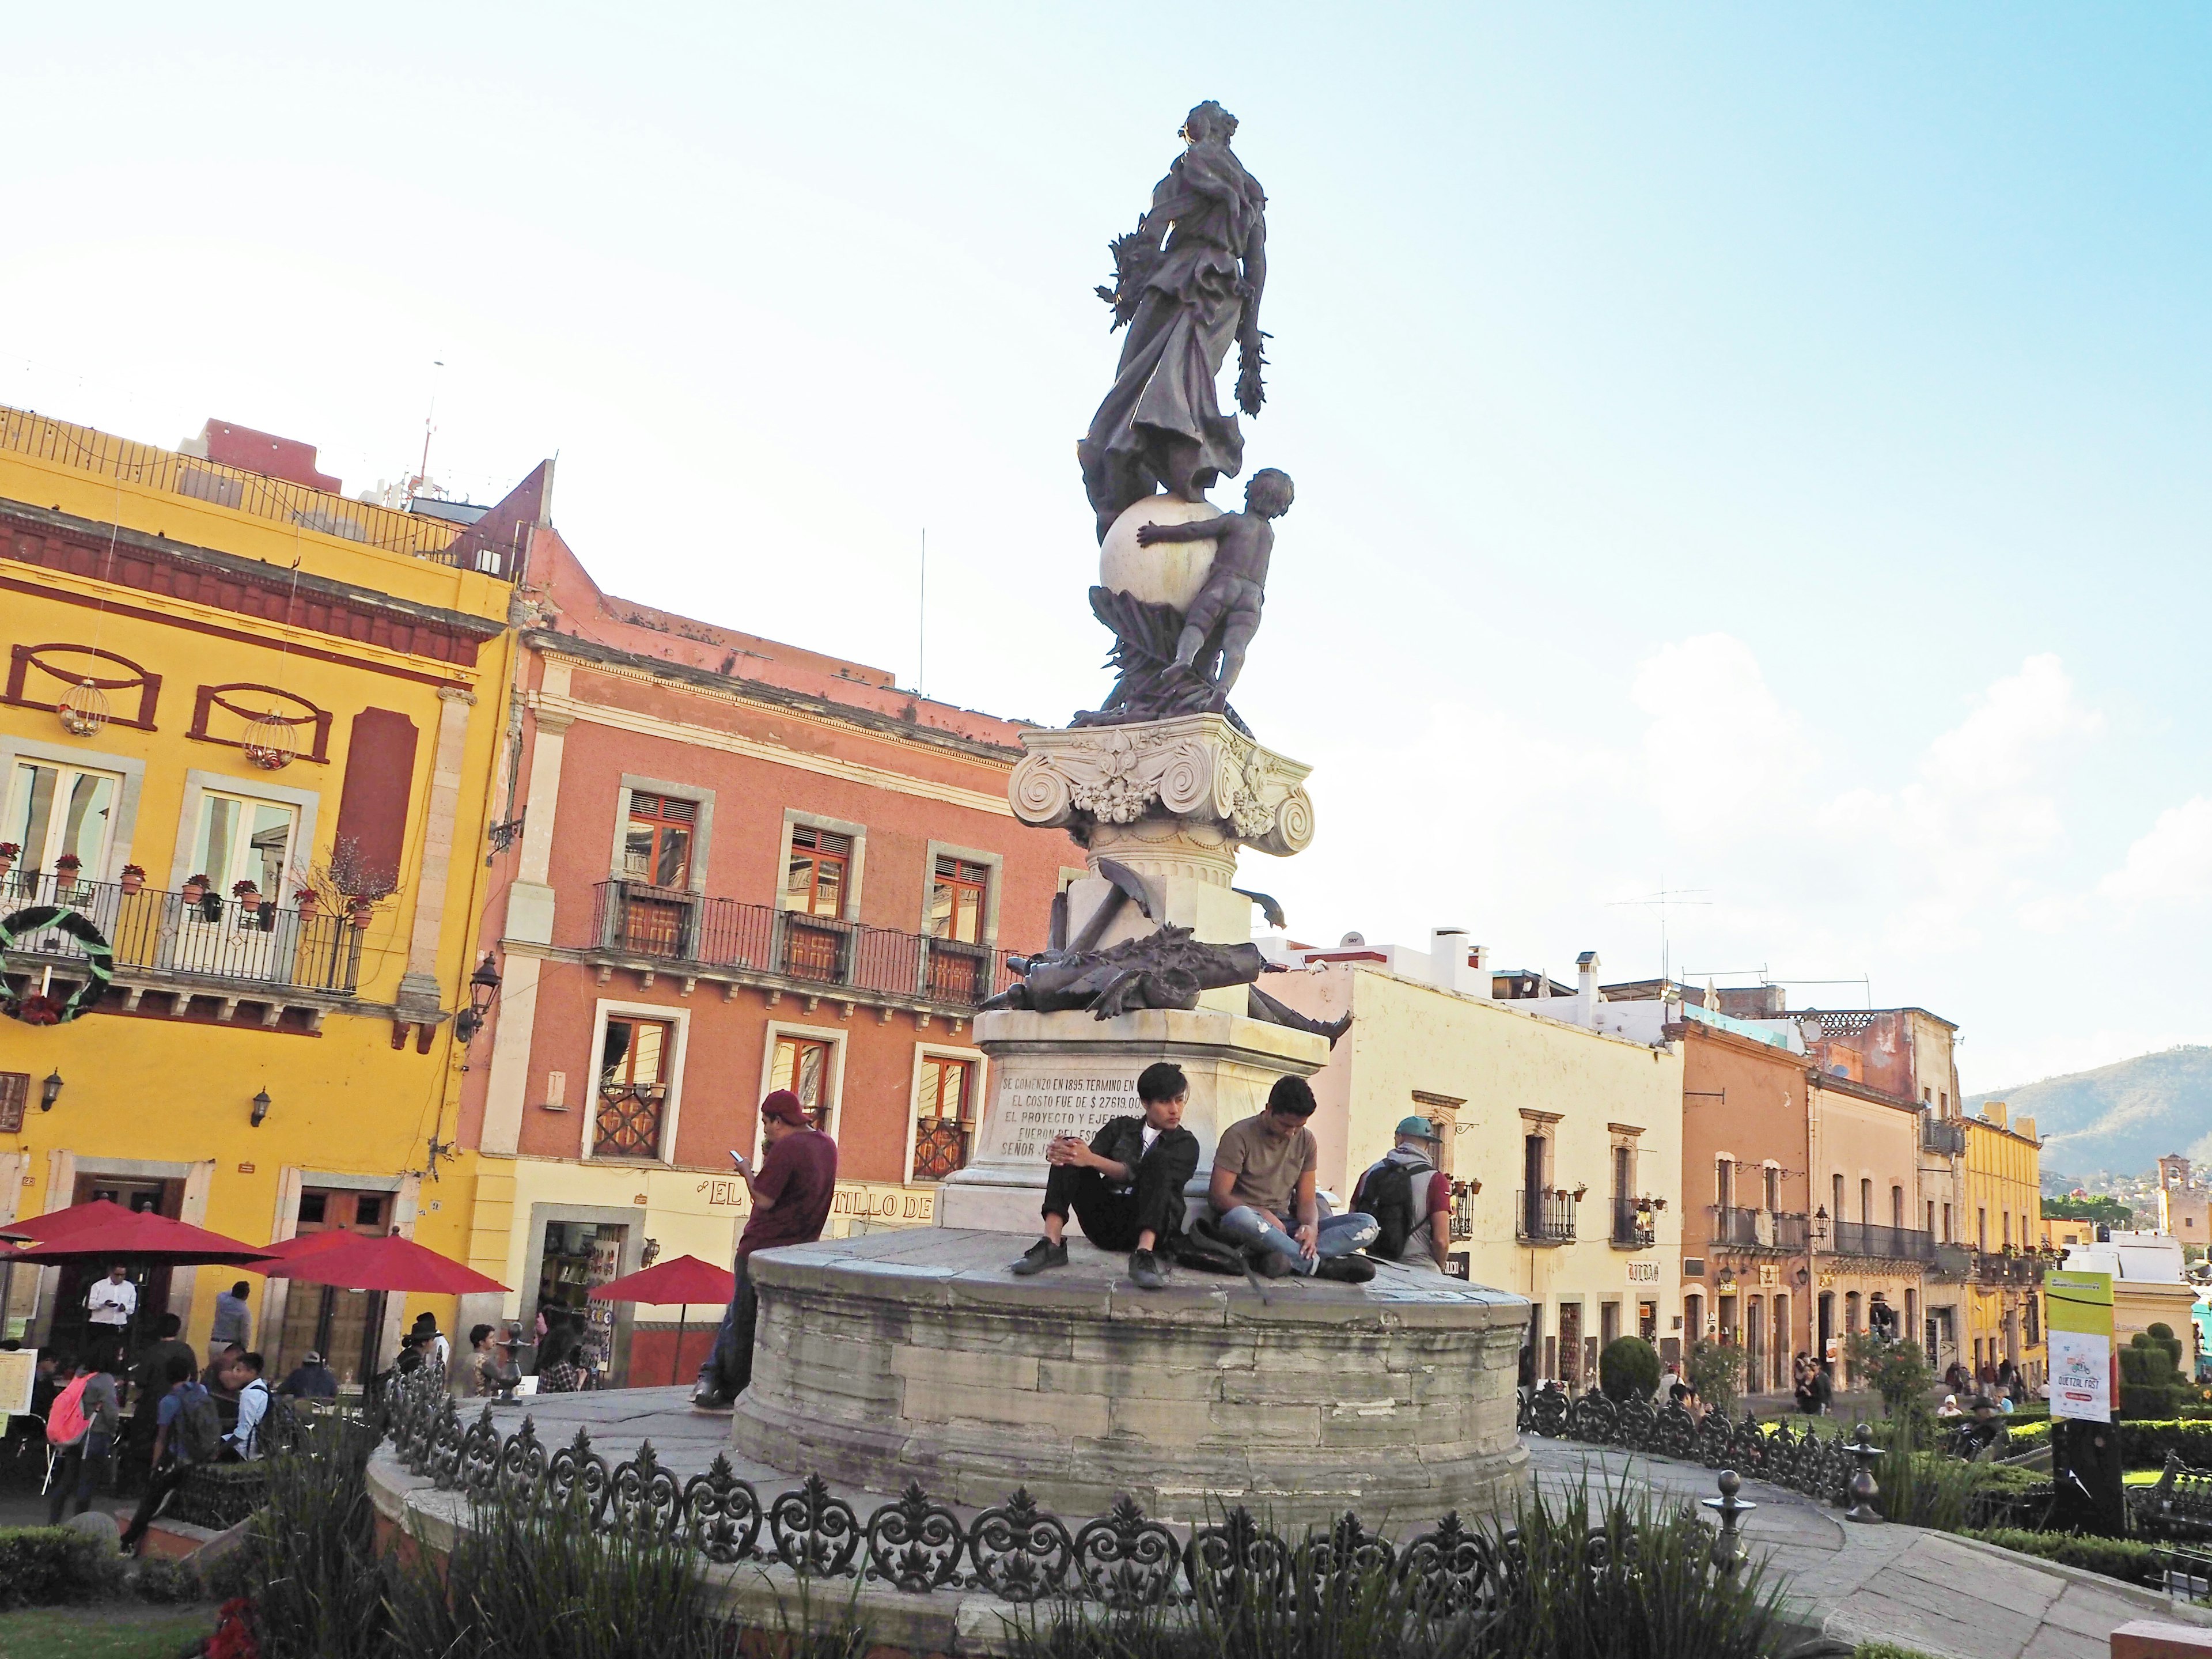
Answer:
[{"left": 1968, "top": 1047, "right": 2212, "bottom": 1179}]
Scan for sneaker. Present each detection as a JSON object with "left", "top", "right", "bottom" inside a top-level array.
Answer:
[
  {"left": 1128, "top": 1248, "right": 1168, "bottom": 1290},
  {"left": 1252, "top": 1251, "right": 1296, "bottom": 1279},
  {"left": 1010, "top": 1237, "right": 1068, "bottom": 1277},
  {"left": 1314, "top": 1255, "right": 1378, "bottom": 1285}
]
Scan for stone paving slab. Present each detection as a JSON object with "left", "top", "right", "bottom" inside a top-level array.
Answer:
[{"left": 457, "top": 1390, "right": 2212, "bottom": 1659}]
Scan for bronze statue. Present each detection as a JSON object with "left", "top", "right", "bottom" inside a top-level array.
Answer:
[
  {"left": 1142, "top": 467, "right": 1290, "bottom": 708},
  {"left": 985, "top": 859, "right": 1349, "bottom": 1043},
  {"left": 1077, "top": 101, "right": 1268, "bottom": 542}
]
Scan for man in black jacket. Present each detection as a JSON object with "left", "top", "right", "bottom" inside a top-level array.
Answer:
[{"left": 1010, "top": 1061, "right": 1200, "bottom": 1290}]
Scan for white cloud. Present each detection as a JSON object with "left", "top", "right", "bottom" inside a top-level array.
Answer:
[
  {"left": 2098, "top": 797, "right": 2212, "bottom": 908},
  {"left": 1631, "top": 633, "right": 1809, "bottom": 842}
]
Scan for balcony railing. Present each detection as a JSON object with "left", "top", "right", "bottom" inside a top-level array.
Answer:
[
  {"left": 591, "top": 881, "right": 1018, "bottom": 1010},
  {"left": 1517, "top": 1191, "right": 1577, "bottom": 1245},
  {"left": 1611, "top": 1198, "right": 1656, "bottom": 1248},
  {"left": 1707, "top": 1207, "right": 1810, "bottom": 1252},
  {"left": 1922, "top": 1116, "right": 1967, "bottom": 1156},
  {"left": 1827, "top": 1219, "right": 1937, "bottom": 1261},
  {"left": 0, "top": 872, "right": 363, "bottom": 995},
  {"left": 1974, "top": 1251, "right": 2045, "bottom": 1286},
  {"left": 0, "top": 404, "right": 487, "bottom": 566}
]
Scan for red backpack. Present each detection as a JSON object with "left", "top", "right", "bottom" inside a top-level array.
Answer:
[{"left": 45, "top": 1374, "right": 91, "bottom": 1446}]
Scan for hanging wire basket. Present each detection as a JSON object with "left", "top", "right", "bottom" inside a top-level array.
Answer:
[
  {"left": 243, "top": 712, "right": 300, "bottom": 770},
  {"left": 56, "top": 678, "right": 109, "bottom": 737}
]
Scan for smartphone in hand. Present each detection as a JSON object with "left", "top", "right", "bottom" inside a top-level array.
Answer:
[{"left": 729, "top": 1149, "right": 749, "bottom": 1173}]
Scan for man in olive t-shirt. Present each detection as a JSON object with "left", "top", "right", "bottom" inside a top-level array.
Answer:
[{"left": 1206, "top": 1076, "right": 1377, "bottom": 1281}]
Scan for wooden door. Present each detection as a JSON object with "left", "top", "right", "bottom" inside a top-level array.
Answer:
[
  {"left": 274, "top": 1188, "right": 391, "bottom": 1384},
  {"left": 51, "top": 1175, "right": 177, "bottom": 1359}
]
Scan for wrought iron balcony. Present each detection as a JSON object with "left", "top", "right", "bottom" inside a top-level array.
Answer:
[
  {"left": 1517, "top": 1190, "right": 1577, "bottom": 1245},
  {"left": 1611, "top": 1198, "right": 1657, "bottom": 1249},
  {"left": 1707, "top": 1206, "right": 1810, "bottom": 1252},
  {"left": 590, "top": 881, "right": 1017, "bottom": 1011},
  {"left": 1826, "top": 1219, "right": 1938, "bottom": 1261},
  {"left": 1921, "top": 1116, "right": 1967, "bottom": 1156},
  {"left": 1973, "top": 1250, "right": 2045, "bottom": 1286},
  {"left": 0, "top": 871, "right": 363, "bottom": 998}
]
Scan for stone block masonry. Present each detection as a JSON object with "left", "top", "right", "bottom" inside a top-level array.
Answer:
[{"left": 730, "top": 1228, "right": 1531, "bottom": 1527}]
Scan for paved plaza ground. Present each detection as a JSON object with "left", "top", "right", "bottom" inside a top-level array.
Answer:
[{"left": 398, "top": 1384, "right": 2210, "bottom": 1659}]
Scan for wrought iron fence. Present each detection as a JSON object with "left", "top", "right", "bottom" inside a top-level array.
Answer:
[
  {"left": 381, "top": 1374, "right": 1745, "bottom": 1605},
  {"left": 1516, "top": 1380, "right": 1861, "bottom": 1504},
  {"left": 591, "top": 882, "right": 1017, "bottom": 1009},
  {"left": 1516, "top": 1191, "right": 1576, "bottom": 1244},
  {"left": 0, "top": 873, "right": 362, "bottom": 994}
]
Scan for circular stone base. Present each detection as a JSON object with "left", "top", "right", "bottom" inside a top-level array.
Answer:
[
  {"left": 1097, "top": 495, "right": 1222, "bottom": 612},
  {"left": 731, "top": 1228, "right": 1531, "bottom": 1527}
]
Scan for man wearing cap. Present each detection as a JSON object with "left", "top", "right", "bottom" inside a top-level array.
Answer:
[
  {"left": 1351, "top": 1117, "right": 1456, "bottom": 1274},
  {"left": 693, "top": 1089, "right": 839, "bottom": 1411},
  {"left": 276, "top": 1350, "right": 339, "bottom": 1401}
]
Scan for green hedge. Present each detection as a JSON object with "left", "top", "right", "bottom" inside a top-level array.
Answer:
[
  {"left": 0, "top": 1527, "right": 117, "bottom": 1611},
  {"left": 2006, "top": 1417, "right": 2212, "bottom": 1469},
  {"left": 1961, "top": 1528, "right": 2164, "bottom": 1589}
]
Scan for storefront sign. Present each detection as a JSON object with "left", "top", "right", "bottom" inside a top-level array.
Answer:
[
  {"left": 1758, "top": 1264, "right": 1780, "bottom": 1287},
  {"left": 2047, "top": 1269, "right": 2115, "bottom": 1425},
  {"left": 1626, "top": 1259, "right": 1660, "bottom": 1285},
  {"left": 694, "top": 1176, "right": 936, "bottom": 1227}
]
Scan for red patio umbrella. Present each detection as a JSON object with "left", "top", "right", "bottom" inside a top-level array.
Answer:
[
  {"left": 256, "top": 1231, "right": 507, "bottom": 1296},
  {"left": 586, "top": 1255, "right": 736, "bottom": 1385},
  {"left": 1, "top": 1200, "right": 276, "bottom": 1266}
]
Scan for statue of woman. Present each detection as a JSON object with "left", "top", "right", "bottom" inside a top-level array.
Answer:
[{"left": 1077, "top": 101, "right": 1269, "bottom": 542}]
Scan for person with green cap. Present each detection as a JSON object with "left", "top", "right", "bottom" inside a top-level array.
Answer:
[{"left": 1351, "top": 1116, "right": 1455, "bottom": 1272}]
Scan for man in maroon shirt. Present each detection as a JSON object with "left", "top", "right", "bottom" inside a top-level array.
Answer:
[{"left": 692, "top": 1089, "right": 838, "bottom": 1411}]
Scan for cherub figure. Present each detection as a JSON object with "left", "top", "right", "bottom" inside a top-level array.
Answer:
[{"left": 1134, "top": 467, "right": 1293, "bottom": 707}]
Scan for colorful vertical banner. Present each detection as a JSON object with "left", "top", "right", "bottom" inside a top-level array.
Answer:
[{"left": 2046, "top": 1270, "right": 2116, "bottom": 1424}]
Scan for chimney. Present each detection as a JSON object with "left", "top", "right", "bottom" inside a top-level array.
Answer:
[
  {"left": 1430, "top": 927, "right": 1488, "bottom": 997},
  {"left": 2016, "top": 1115, "right": 2036, "bottom": 1142},
  {"left": 1982, "top": 1101, "right": 2009, "bottom": 1130},
  {"left": 1467, "top": 942, "right": 1491, "bottom": 999},
  {"left": 1575, "top": 950, "right": 1601, "bottom": 1028}
]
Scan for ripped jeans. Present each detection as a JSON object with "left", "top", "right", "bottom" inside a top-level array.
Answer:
[{"left": 1212, "top": 1206, "right": 1378, "bottom": 1275}]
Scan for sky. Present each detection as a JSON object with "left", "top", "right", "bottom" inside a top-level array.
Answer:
[{"left": 4, "top": 6, "right": 2207, "bottom": 1093}]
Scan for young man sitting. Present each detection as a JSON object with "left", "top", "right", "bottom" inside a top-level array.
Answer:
[
  {"left": 1351, "top": 1115, "right": 1454, "bottom": 1273},
  {"left": 1011, "top": 1061, "right": 1200, "bottom": 1290},
  {"left": 1206, "top": 1076, "right": 1378, "bottom": 1281}
]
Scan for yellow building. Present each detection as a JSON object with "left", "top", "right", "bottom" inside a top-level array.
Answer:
[
  {"left": 1961, "top": 1100, "right": 2046, "bottom": 1382},
  {"left": 0, "top": 406, "right": 532, "bottom": 1383}
]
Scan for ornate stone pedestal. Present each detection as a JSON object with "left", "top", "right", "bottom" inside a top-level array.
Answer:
[
  {"left": 729, "top": 1229, "right": 1530, "bottom": 1526},
  {"left": 934, "top": 1006, "right": 1326, "bottom": 1234}
]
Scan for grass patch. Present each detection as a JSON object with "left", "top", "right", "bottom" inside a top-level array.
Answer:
[
  {"left": 0, "top": 1605, "right": 215, "bottom": 1659},
  {"left": 1854, "top": 1645, "right": 1942, "bottom": 1659}
]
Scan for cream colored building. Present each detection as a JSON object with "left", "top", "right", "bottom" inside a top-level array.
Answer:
[{"left": 1269, "top": 946, "right": 1683, "bottom": 1391}]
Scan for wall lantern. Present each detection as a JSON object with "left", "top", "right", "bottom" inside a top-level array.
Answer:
[
  {"left": 249, "top": 1089, "right": 272, "bottom": 1128},
  {"left": 39, "top": 1070, "right": 63, "bottom": 1111},
  {"left": 1810, "top": 1205, "right": 1830, "bottom": 1247},
  {"left": 453, "top": 953, "right": 501, "bottom": 1045}
]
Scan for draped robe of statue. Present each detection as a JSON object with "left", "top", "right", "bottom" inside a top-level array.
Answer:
[{"left": 1077, "top": 135, "right": 1267, "bottom": 540}]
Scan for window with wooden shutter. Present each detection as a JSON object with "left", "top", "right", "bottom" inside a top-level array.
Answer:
[
  {"left": 0, "top": 1073, "right": 26, "bottom": 1134},
  {"left": 928, "top": 855, "right": 989, "bottom": 945},
  {"left": 911, "top": 1055, "right": 977, "bottom": 1181},
  {"left": 623, "top": 793, "right": 696, "bottom": 889},
  {"left": 594, "top": 1017, "right": 675, "bottom": 1158},
  {"left": 782, "top": 825, "right": 851, "bottom": 918}
]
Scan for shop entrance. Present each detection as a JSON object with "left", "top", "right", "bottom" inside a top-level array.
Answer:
[
  {"left": 49, "top": 1174, "right": 180, "bottom": 1365},
  {"left": 1558, "top": 1302, "right": 1583, "bottom": 1389},
  {"left": 1638, "top": 1300, "right": 1658, "bottom": 1343},
  {"left": 275, "top": 1188, "right": 393, "bottom": 1385},
  {"left": 537, "top": 1220, "right": 629, "bottom": 1381}
]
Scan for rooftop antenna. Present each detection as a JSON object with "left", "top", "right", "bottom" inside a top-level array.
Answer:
[
  {"left": 917, "top": 528, "right": 927, "bottom": 697},
  {"left": 1606, "top": 875, "right": 1711, "bottom": 989},
  {"left": 407, "top": 359, "right": 444, "bottom": 507}
]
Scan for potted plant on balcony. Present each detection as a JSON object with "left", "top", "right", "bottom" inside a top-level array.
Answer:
[
  {"left": 233, "top": 878, "right": 276, "bottom": 931},
  {"left": 0, "top": 842, "right": 16, "bottom": 882},
  {"left": 53, "top": 851, "right": 84, "bottom": 898},
  {"left": 294, "top": 884, "right": 320, "bottom": 921},
  {"left": 183, "top": 873, "right": 221, "bottom": 922},
  {"left": 119, "top": 862, "right": 146, "bottom": 896}
]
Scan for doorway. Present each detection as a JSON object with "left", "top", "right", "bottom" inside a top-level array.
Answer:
[
  {"left": 274, "top": 1188, "right": 392, "bottom": 1385},
  {"left": 1638, "top": 1299, "right": 1658, "bottom": 1343},
  {"left": 1558, "top": 1301, "right": 1583, "bottom": 1389},
  {"left": 537, "top": 1220, "right": 629, "bottom": 1381},
  {"left": 1818, "top": 1291, "right": 1835, "bottom": 1374},
  {"left": 1771, "top": 1294, "right": 1791, "bottom": 1392},
  {"left": 48, "top": 1174, "right": 179, "bottom": 1364}
]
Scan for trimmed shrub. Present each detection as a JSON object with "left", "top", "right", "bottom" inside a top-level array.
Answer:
[
  {"left": 131, "top": 1554, "right": 203, "bottom": 1604},
  {"left": 1685, "top": 1337, "right": 1745, "bottom": 1419},
  {"left": 0, "top": 1526, "right": 117, "bottom": 1610},
  {"left": 1961, "top": 1527, "right": 2164, "bottom": 1589},
  {"left": 1598, "top": 1335, "right": 1660, "bottom": 1403}
]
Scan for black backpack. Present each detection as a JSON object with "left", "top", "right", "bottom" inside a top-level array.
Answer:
[{"left": 1359, "top": 1158, "right": 1426, "bottom": 1261}]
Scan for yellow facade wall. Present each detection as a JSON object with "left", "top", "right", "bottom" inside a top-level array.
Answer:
[
  {"left": 0, "top": 427, "right": 516, "bottom": 1377},
  {"left": 1274, "top": 963, "right": 1683, "bottom": 1387},
  {"left": 1963, "top": 1109, "right": 2046, "bottom": 1379}
]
